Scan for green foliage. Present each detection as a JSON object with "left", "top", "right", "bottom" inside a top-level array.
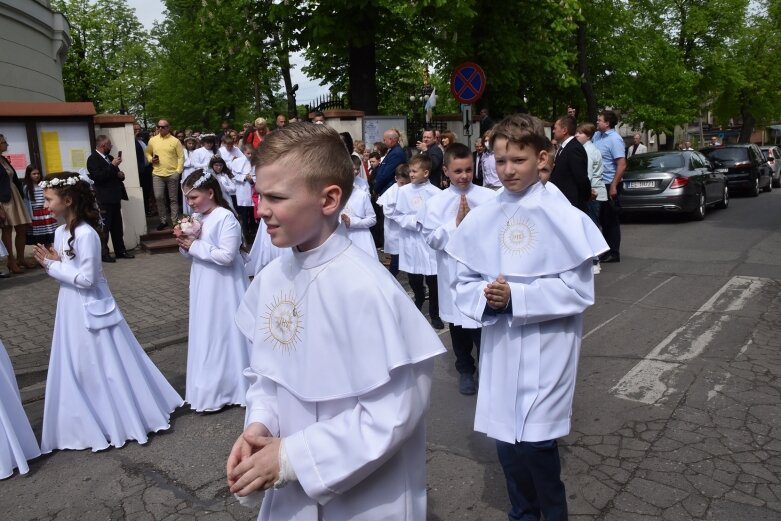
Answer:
[{"left": 54, "top": 0, "right": 151, "bottom": 115}]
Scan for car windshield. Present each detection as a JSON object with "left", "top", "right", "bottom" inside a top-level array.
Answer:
[
  {"left": 627, "top": 153, "right": 684, "bottom": 171},
  {"left": 702, "top": 148, "right": 748, "bottom": 163}
]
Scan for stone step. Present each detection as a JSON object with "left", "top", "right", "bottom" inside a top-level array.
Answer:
[
  {"left": 140, "top": 237, "right": 179, "bottom": 254},
  {"left": 139, "top": 227, "right": 175, "bottom": 242}
]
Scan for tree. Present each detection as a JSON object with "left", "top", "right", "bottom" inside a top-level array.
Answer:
[{"left": 53, "top": 0, "right": 151, "bottom": 115}]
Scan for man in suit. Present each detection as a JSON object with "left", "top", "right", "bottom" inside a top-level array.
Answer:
[
  {"left": 87, "top": 134, "right": 133, "bottom": 262},
  {"left": 373, "top": 128, "right": 407, "bottom": 197},
  {"left": 415, "top": 129, "right": 444, "bottom": 188},
  {"left": 550, "top": 115, "right": 591, "bottom": 211},
  {"left": 626, "top": 133, "right": 648, "bottom": 157}
]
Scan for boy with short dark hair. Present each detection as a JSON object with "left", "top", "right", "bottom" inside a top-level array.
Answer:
[
  {"left": 418, "top": 143, "right": 495, "bottom": 394},
  {"left": 229, "top": 123, "right": 445, "bottom": 520},
  {"left": 446, "top": 115, "right": 608, "bottom": 521},
  {"left": 389, "top": 154, "right": 443, "bottom": 328}
]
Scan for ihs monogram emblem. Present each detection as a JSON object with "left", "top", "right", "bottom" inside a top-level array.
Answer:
[
  {"left": 500, "top": 218, "right": 537, "bottom": 255},
  {"left": 262, "top": 292, "right": 303, "bottom": 350}
]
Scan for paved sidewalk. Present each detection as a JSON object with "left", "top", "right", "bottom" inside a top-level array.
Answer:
[{"left": 0, "top": 250, "right": 191, "bottom": 395}]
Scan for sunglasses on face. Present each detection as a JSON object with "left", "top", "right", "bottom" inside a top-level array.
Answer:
[{"left": 157, "top": 125, "right": 169, "bottom": 129}]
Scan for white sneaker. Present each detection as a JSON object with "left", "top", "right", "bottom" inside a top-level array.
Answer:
[{"left": 592, "top": 262, "right": 601, "bottom": 275}]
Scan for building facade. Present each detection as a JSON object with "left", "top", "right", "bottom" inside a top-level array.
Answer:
[{"left": 0, "top": 0, "right": 70, "bottom": 101}]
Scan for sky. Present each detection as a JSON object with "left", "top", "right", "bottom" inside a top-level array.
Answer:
[{"left": 126, "top": 0, "right": 330, "bottom": 103}]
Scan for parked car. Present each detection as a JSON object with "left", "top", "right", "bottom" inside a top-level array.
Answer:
[
  {"left": 700, "top": 144, "right": 773, "bottom": 196},
  {"left": 620, "top": 150, "right": 728, "bottom": 221},
  {"left": 760, "top": 145, "right": 781, "bottom": 188}
]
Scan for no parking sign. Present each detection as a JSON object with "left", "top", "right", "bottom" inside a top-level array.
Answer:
[{"left": 450, "top": 62, "right": 486, "bottom": 104}]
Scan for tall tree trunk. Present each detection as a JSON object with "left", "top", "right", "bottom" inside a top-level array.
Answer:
[
  {"left": 275, "top": 38, "right": 297, "bottom": 117},
  {"left": 576, "top": 22, "right": 598, "bottom": 123},
  {"left": 739, "top": 106, "right": 755, "bottom": 143},
  {"left": 348, "top": 12, "right": 378, "bottom": 115},
  {"left": 349, "top": 41, "right": 378, "bottom": 114}
]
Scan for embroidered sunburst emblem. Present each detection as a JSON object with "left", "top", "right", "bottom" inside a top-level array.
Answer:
[
  {"left": 500, "top": 218, "right": 537, "bottom": 255},
  {"left": 261, "top": 291, "right": 303, "bottom": 351},
  {"left": 411, "top": 195, "right": 424, "bottom": 209}
]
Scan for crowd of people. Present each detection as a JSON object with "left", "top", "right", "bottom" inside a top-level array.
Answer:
[{"left": 1, "top": 107, "right": 628, "bottom": 521}]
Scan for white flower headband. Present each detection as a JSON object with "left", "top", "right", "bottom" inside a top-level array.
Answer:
[
  {"left": 184, "top": 171, "right": 213, "bottom": 195},
  {"left": 39, "top": 176, "right": 80, "bottom": 188}
]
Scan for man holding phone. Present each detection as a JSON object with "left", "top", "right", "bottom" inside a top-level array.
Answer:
[
  {"left": 87, "top": 134, "right": 133, "bottom": 261},
  {"left": 145, "top": 119, "right": 184, "bottom": 230}
]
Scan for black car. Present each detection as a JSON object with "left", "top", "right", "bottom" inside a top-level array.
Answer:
[
  {"left": 620, "top": 150, "right": 728, "bottom": 220},
  {"left": 700, "top": 144, "right": 773, "bottom": 196}
]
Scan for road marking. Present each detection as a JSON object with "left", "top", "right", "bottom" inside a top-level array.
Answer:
[
  {"left": 584, "top": 276, "right": 676, "bottom": 340},
  {"left": 610, "top": 276, "right": 766, "bottom": 405}
]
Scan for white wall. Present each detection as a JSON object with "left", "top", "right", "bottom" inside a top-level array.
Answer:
[{"left": 93, "top": 122, "right": 146, "bottom": 250}]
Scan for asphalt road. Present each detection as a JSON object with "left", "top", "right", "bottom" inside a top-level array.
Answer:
[{"left": 3, "top": 187, "right": 781, "bottom": 520}]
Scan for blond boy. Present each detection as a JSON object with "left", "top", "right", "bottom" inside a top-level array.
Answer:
[{"left": 229, "top": 123, "right": 445, "bottom": 520}]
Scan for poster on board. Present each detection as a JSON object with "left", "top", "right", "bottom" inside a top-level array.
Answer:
[
  {"left": 362, "top": 116, "right": 407, "bottom": 148},
  {"left": 36, "top": 121, "right": 91, "bottom": 177},
  {"left": 0, "top": 123, "right": 31, "bottom": 177}
]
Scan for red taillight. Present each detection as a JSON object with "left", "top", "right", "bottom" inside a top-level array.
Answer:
[
  {"left": 732, "top": 161, "right": 752, "bottom": 169},
  {"left": 670, "top": 177, "right": 689, "bottom": 188}
]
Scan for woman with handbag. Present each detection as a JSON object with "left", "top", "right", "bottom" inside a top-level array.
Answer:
[
  {"left": 0, "top": 135, "right": 33, "bottom": 273},
  {"left": 32, "top": 173, "right": 183, "bottom": 453}
]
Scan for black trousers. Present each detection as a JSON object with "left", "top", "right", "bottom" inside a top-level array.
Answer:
[
  {"left": 408, "top": 274, "right": 439, "bottom": 319},
  {"left": 600, "top": 184, "right": 621, "bottom": 255},
  {"left": 100, "top": 202, "right": 126, "bottom": 255},
  {"left": 449, "top": 324, "right": 481, "bottom": 375}
]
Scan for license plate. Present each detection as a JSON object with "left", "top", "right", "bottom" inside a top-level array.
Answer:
[{"left": 627, "top": 180, "right": 656, "bottom": 189}]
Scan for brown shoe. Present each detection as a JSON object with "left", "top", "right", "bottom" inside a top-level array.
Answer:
[{"left": 8, "top": 263, "right": 22, "bottom": 274}]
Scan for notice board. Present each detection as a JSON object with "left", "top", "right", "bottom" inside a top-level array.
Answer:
[
  {"left": 363, "top": 116, "right": 407, "bottom": 147},
  {"left": 36, "top": 121, "right": 92, "bottom": 176}
]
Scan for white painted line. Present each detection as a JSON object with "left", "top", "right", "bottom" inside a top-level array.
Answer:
[
  {"left": 611, "top": 276, "right": 766, "bottom": 406},
  {"left": 584, "top": 276, "right": 676, "bottom": 340}
]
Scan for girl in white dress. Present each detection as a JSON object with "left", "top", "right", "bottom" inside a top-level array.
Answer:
[
  {"left": 0, "top": 338, "right": 41, "bottom": 478},
  {"left": 32, "top": 173, "right": 183, "bottom": 453},
  {"left": 178, "top": 169, "right": 250, "bottom": 412},
  {"left": 208, "top": 156, "right": 236, "bottom": 211},
  {"left": 338, "top": 158, "right": 378, "bottom": 259},
  {"left": 181, "top": 136, "right": 199, "bottom": 215}
]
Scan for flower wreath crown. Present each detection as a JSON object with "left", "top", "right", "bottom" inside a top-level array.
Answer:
[
  {"left": 192, "top": 171, "right": 213, "bottom": 189},
  {"left": 39, "top": 176, "right": 80, "bottom": 189}
]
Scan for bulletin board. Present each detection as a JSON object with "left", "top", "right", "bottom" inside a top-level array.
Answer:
[
  {"left": 36, "top": 121, "right": 92, "bottom": 176},
  {"left": 0, "top": 123, "right": 31, "bottom": 177},
  {"left": 363, "top": 116, "right": 407, "bottom": 147}
]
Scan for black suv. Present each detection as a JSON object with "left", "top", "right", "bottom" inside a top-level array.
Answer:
[{"left": 700, "top": 144, "right": 773, "bottom": 196}]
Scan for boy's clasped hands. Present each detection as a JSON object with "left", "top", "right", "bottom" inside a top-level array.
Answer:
[
  {"left": 227, "top": 422, "right": 281, "bottom": 496},
  {"left": 485, "top": 275, "right": 510, "bottom": 311}
]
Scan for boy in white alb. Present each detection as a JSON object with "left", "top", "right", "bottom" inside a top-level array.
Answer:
[
  {"left": 229, "top": 123, "right": 446, "bottom": 521},
  {"left": 376, "top": 164, "right": 410, "bottom": 276},
  {"left": 389, "top": 154, "right": 443, "bottom": 328},
  {"left": 446, "top": 115, "right": 608, "bottom": 521},
  {"left": 418, "top": 143, "right": 495, "bottom": 395}
]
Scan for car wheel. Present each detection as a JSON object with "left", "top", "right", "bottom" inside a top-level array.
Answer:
[
  {"left": 773, "top": 175, "right": 781, "bottom": 188},
  {"left": 691, "top": 192, "right": 706, "bottom": 221},
  {"left": 751, "top": 176, "right": 760, "bottom": 197},
  {"left": 716, "top": 185, "right": 729, "bottom": 209},
  {"left": 764, "top": 177, "right": 773, "bottom": 192}
]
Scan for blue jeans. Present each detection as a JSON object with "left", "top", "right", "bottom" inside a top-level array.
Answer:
[
  {"left": 587, "top": 200, "right": 601, "bottom": 228},
  {"left": 496, "top": 439, "right": 568, "bottom": 521}
]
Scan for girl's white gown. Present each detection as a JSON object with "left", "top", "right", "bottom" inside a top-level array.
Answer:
[
  {"left": 0, "top": 339, "right": 41, "bottom": 478},
  {"left": 41, "top": 223, "right": 183, "bottom": 453},
  {"left": 182, "top": 207, "right": 250, "bottom": 411},
  {"left": 337, "top": 182, "right": 378, "bottom": 259}
]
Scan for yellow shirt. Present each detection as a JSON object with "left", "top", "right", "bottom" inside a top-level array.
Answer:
[{"left": 146, "top": 134, "right": 184, "bottom": 177}]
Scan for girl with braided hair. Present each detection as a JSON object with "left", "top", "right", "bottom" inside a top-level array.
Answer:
[{"left": 33, "top": 173, "right": 183, "bottom": 453}]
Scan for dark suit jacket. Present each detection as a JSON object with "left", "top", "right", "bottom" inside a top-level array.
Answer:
[
  {"left": 550, "top": 138, "right": 591, "bottom": 211},
  {"left": 374, "top": 144, "right": 407, "bottom": 196},
  {"left": 472, "top": 151, "right": 484, "bottom": 186},
  {"left": 87, "top": 151, "right": 127, "bottom": 204},
  {"left": 0, "top": 156, "right": 24, "bottom": 203},
  {"left": 425, "top": 145, "right": 444, "bottom": 188}
]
